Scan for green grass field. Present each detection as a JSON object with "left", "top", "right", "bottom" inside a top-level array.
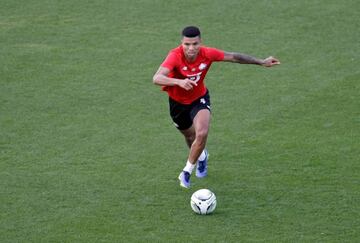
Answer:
[{"left": 1, "top": 0, "right": 359, "bottom": 242}]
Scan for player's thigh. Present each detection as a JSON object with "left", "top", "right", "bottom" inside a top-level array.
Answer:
[
  {"left": 193, "top": 109, "right": 211, "bottom": 137},
  {"left": 190, "top": 92, "right": 211, "bottom": 135}
]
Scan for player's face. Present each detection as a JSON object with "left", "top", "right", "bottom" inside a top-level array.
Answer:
[{"left": 181, "top": 36, "right": 201, "bottom": 61}]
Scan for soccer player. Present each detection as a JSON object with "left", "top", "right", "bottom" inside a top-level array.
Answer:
[{"left": 153, "top": 26, "right": 280, "bottom": 188}]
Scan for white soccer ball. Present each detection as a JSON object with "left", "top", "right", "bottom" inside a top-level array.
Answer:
[{"left": 190, "top": 189, "right": 217, "bottom": 215}]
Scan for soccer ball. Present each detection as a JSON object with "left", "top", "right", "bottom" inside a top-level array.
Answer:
[{"left": 190, "top": 189, "right": 217, "bottom": 215}]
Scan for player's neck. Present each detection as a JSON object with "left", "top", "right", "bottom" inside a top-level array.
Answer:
[{"left": 185, "top": 54, "right": 197, "bottom": 63}]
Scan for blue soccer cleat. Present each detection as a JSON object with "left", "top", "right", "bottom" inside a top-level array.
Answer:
[
  {"left": 196, "top": 149, "right": 208, "bottom": 178},
  {"left": 178, "top": 171, "right": 191, "bottom": 188}
]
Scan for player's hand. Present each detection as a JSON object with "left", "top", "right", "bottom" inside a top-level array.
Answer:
[
  {"left": 262, "top": 56, "right": 280, "bottom": 67},
  {"left": 178, "top": 78, "right": 198, "bottom": 91}
]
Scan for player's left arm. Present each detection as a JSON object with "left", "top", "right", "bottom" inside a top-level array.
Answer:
[{"left": 223, "top": 51, "right": 280, "bottom": 67}]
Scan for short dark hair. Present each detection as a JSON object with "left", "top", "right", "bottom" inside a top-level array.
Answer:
[{"left": 182, "top": 26, "right": 201, "bottom": 38}]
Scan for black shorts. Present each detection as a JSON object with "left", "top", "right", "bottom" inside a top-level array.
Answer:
[{"left": 169, "top": 90, "right": 211, "bottom": 130}]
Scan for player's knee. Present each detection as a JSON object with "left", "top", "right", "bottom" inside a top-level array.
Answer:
[
  {"left": 182, "top": 131, "right": 194, "bottom": 141},
  {"left": 195, "top": 129, "right": 208, "bottom": 144},
  {"left": 185, "top": 134, "right": 195, "bottom": 145}
]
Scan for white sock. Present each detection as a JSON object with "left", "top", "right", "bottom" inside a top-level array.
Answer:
[
  {"left": 183, "top": 160, "right": 196, "bottom": 174},
  {"left": 198, "top": 150, "right": 207, "bottom": 161}
]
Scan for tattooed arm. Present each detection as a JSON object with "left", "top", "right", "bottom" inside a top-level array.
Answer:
[{"left": 223, "top": 52, "right": 280, "bottom": 67}]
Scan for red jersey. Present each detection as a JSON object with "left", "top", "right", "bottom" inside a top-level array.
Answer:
[{"left": 160, "top": 45, "right": 224, "bottom": 104}]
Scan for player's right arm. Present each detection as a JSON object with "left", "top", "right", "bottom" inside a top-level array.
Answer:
[{"left": 153, "top": 66, "right": 197, "bottom": 91}]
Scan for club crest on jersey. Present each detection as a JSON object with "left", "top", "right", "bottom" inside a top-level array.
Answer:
[
  {"left": 182, "top": 66, "right": 188, "bottom": 71},
  {"left": 199, "top": 63, "right": 207, "bottom": 70}
]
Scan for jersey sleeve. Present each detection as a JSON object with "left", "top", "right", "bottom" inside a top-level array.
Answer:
[
  {"left": 205, "top": 47, "right": 225, "bottom": 62},
  {"left": 160, "top": 51, "right": 179, "bottom": 71}
]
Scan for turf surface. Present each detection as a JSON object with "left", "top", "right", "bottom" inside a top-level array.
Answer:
[{"left": 1, "top": 0, "right": 359, "bottom": 242}]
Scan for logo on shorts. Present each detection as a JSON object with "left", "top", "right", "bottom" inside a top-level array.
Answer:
[{"left": 200, "top": 98, "right": 206, "bottom": 104}]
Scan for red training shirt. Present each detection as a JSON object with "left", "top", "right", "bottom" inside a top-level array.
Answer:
[{"left": 160, "top": 45, "right": 224, "bottom": 104}]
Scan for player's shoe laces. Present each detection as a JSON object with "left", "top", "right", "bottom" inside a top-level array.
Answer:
[
  {"left": 196, "top": 149, "right": 208, "bottom": 178},
  {"left": 178, "top": 171, "right": 191, "bottom": 188}
]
